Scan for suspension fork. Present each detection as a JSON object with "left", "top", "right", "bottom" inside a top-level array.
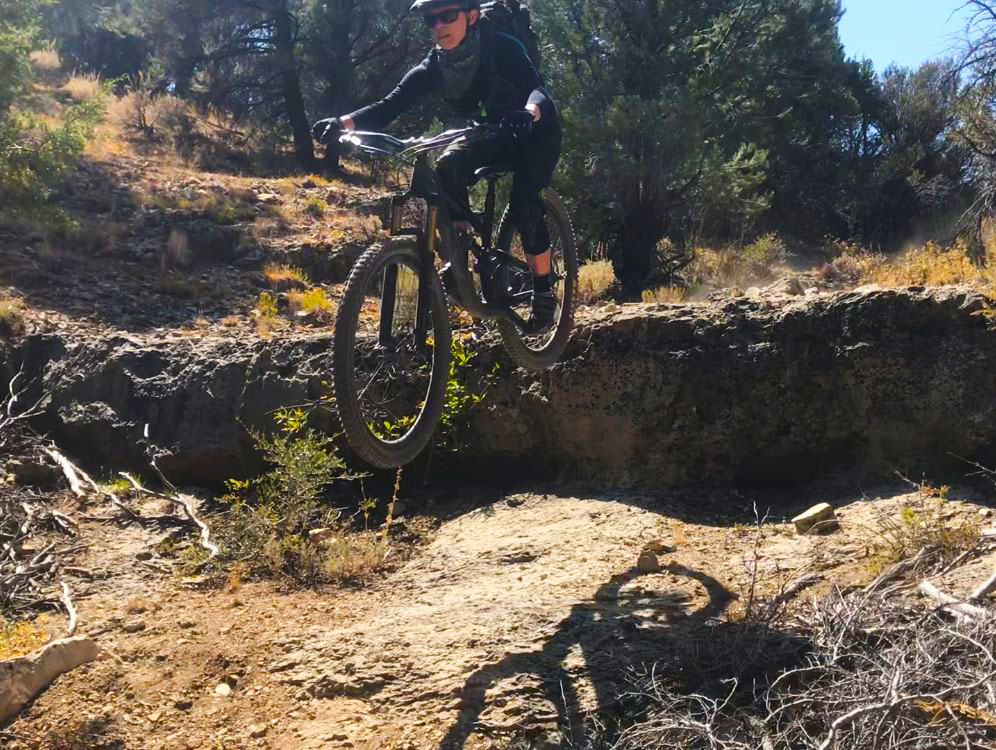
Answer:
[{"left": 413, "top": 204, "right": 440, "bottom": 356}]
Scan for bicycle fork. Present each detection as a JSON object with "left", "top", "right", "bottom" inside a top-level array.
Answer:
[{"left": 377, "top": 199, "right": 436, "bottom": 358}]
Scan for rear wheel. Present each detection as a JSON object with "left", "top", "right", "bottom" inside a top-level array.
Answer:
[
  {"left": 495, "top": 189, "right": 578, "bottom": 371},
  {"left": 332, "top": 238, "right": 452, "bottom": 468}
]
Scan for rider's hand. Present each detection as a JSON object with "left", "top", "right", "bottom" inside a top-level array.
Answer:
[
  {"left": 311, "top": 117, "right": 342, "bottom": 145},
  {"left": 499, "top": 110, "right": 535, "bottom": 139}
]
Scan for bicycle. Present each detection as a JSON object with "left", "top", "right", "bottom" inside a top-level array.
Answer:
[{"left": 331, "top": 124, "right": 578, "bottom": 468}]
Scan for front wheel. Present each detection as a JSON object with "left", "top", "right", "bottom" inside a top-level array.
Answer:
[
  {"left": 495, "top": 189, "right": 578, "bottom": 371},
  {"left": 332, "top": 238, "right": 452, "bottom": 468}
]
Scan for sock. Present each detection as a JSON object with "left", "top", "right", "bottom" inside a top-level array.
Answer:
[{"left": 533, "top": 272, "right": 552, "bottom": 295}]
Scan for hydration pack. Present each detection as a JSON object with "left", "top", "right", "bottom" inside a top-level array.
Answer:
[{"left": 479, "top": 0, "right": 542, "bottom": 71}]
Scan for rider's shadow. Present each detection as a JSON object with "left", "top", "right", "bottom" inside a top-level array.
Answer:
[{"left": 437, "top": 560, "right": 810, "bottom": 749}]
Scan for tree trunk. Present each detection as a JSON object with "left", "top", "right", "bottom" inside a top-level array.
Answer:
[
  {"left": 612, "top": 199, "right": 667, "bottom": 300},
  {"left": 321, "top": 0, "right": 356, "bottom": 175},
  {"left": 273, "top": 0, "right": 318, "bottom": 171}
]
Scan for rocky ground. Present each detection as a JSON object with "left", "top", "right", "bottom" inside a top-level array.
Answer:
[{"left": 3, "top": 474, "right": 993, "bottom": 750}]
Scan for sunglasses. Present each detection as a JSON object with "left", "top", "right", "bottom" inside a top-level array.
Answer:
[{"left": 422, "top": 8, "right": 463, "bottom": 27}]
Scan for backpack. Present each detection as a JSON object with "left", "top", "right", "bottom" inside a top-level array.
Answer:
[{"left": 479, "top": 0, "right": 542, "bottom": 71}]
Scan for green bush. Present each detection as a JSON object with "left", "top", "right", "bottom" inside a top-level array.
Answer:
[
  {"left": 0, "top": 100, "right": 104, "bottom": 225},
  {"left": 207, "top": 409, "right": 388, "bottom": 584},
  {"left": 0, "top": 0, "right": 38, "bottom": 116}
]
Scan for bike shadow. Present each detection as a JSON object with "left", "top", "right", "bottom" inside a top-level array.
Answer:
[{"left": 436, "top": 559, "right": 811, "bottom": 749}]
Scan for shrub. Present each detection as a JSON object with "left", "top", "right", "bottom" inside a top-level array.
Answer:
[
  {"left": 819, "top": 253, "right": 876, "bottom": 286},
  {"left": 254, "top": 291, "right": 279, "bottom": 336},
  {"left": 29, "top": 45, "right": 60, "bottom": 72},
  {"left": 208, "top": 409, "right": 382, "bottom": 584},
  {"left": 866, "top": 239, "right": 996, "bottom": 289},
  {"left": 685, "top": 236, "right": 787, "bottom": 290},
  {"left": 577, "top": 260, "right": 615, "bottom": 304},
  {"left": 108, "top": 80, "right": 192, "bottom": 142},
  {"left": 741, "top": 233, "right": 787, "bottom": 279},
  {"left": 0, "top": 99, "right": 104, "bottom": 224},
  {"left": 287, "top": 287, "right": 334, "bottom": 317},
  {"left": 871, "top": 481, "right": 980, "bottom": 565},
  {"left": 0, "top": 295, "right": 26, "bottom": 337},
  {"left": 303, "top": 196, "right": 325, "bottom": 218},
  {"left": 62, "top": 72, "right": 103, "bottom": 102},
  {"left": 641, "top": 285, "right": 686, "bottom": 303}
]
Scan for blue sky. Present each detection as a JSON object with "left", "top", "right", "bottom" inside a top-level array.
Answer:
[{"left": 839, "top": 0, "right": 971, "bottom": 72}]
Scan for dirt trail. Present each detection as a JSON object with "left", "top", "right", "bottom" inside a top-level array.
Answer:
[{"left": 5, "top": 485, "right": 994, "bottom": 750}]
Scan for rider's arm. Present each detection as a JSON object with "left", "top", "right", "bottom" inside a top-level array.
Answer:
[
  {"left": 342, "top": 57, "right": 434, "bottom": 132},
  {"left": 495, "top": 34, "right": 556, "bottom": 123}
]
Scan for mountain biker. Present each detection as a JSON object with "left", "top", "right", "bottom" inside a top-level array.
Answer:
[{"left": 312, "top": 0, "right": 562, "bottom": 330}]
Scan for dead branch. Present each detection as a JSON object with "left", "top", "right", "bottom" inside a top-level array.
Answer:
[
  {"left": 59, "top": 582, "right": 77, "bottom": 637},
  {"left": 969, "top": 568, "right": 996, "bottom": 600},
  {"left": 918, "top": 580, "right": 989, "bottom": 620},
  {"left": 120, "top": 472, "right": 219, "bottom": 559},
  {"left": 44, "top": 447, "right": 140, "bottom": 520},
  {"left": 0, "top": 367, "right": 46, "bottom": 449}
]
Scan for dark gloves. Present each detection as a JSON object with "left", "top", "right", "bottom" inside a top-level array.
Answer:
[
  {"left": 499, "top": 109, "right": 535, "bottom": 139},
  {"left": 311, "top": 117, "right": 342, "bottom": 145}
]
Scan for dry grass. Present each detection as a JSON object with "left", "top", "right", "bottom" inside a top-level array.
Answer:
[
  {"left": 870, "top": 481, "right": 981, "bottom": 566},
  {"left": 0, "top": 616, "right": 51, "bottom": 660},
  {"left": 866, "top": 239, "right": 996, "bottom": 290},
  {"left": 641, "top": 285, "right": 687, "bottom": 303},
  {"left": 577, "top": 260, "right": 616, "bottom": 304},
  {"left": 263, "top": 263, "right": 309, "bottom": 290},
  {"left": 154, "top": 273, "right": 202, "bottom": 298},
  {"left": 29, "top": 46, "right": 62, "bottom": 72},
  {"left": 322, "top": 533, "right": 390, "bottom": 583},
  {"left": 287, "top": 287, "right": 334, "bottom": 318},
  {"left": 160, "top": 228, "right": 192, "bottom": 271},
  {"left": 62, "top": 73, "right": 103, "bottom": 103},
  {"left": 252, "top": 216, "right": 287, "bottom": 240},
  {"left": 108, "top": 91, "right": 190, "bottom": 139},
  {"left": 0, "top": 296, "right": 26, "bottom": 337},
  {"left": 687, "top": 234, "right": 788, "bottom": 290}
]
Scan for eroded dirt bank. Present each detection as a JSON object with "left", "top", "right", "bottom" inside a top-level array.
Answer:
[{"left": 3, "top": 286, "right": 995, "bottom": 486}]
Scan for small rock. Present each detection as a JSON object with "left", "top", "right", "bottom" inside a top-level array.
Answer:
[
  {"left": 309, "top": 528, "right": 335, "bottom": 544},
  {"left": 643, "top": 540, "right": 675, "bottom": 554},
  {"left": 148, "top": 710, "right": 161, "bottom": 722},
  {"left": 122, "top": 621, "right": 146, "bottom": 633},
  {"left": 979, "top": 508, "right": 993, "bottom": 518},
  {"left": 301, "top": 179, "right": 317, "bottom": 189},
  {"left": 174, "top": 698, "right": 193, "bottom": 711},
  {"left": 637, "top": 550, "right": 661, "bottom": 574},
  {"left": 249, "top": 724, "right": 268, "bottom": 738},
  {"left": 214, "top": 683, "right": 232, "bottom": 697},
  {"left": 256, "top": 193, "right": 281, "bottom": 204},
  {"left": 792, "top": 503, "right": 838, "bottom": 535},
  {"left": 136, "top": 551, "right": 153, "bottom": 561}
]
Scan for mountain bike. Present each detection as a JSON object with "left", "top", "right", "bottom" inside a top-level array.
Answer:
[{"left": 331, "top": 125, "right": 577, "bottom": 468}]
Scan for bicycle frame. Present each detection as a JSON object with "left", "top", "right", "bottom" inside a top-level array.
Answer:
[{"left": 340, "top": 127, "right": 531, "bottom": 353}]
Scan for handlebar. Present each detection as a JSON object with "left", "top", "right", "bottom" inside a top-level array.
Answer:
[{"left": 337, "top": 123, "right": 503, "bottom": 162}]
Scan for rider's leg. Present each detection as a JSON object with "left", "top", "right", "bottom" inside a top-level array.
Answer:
[
  {"left": 509, "top": 124, "right": 562, "bottom": 328},
  {"left": 436, "top": 139, "right": 509, "bottom": 234},
  {"left": 435, "top": 139, "right": 508, "bottom": 301}
]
